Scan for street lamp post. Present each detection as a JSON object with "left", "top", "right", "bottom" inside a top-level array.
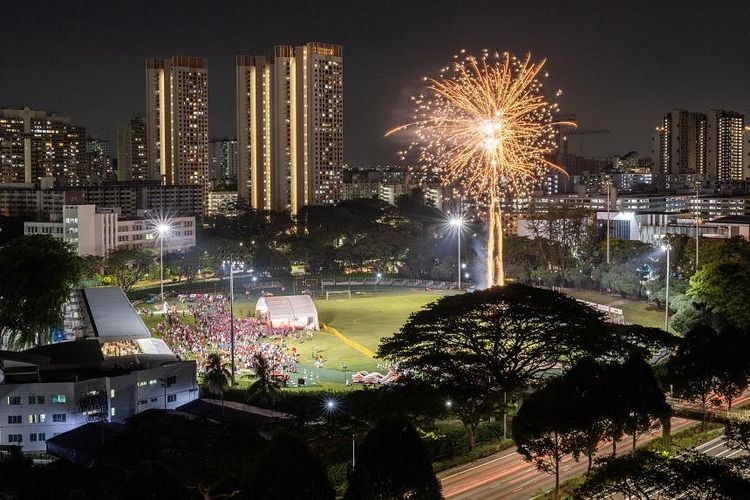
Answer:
[
  {"left": 663, "top": 242, "right": 671, "bottom": 332},
  {"left": 229, "top": 261, "right": 235, "bottom": 387},
  {"left": 450, "top": 216, "right": 465, "bottom": 290},
  {"left": 224, "top": 258, "right": 244, "bottom": 387},
  {"left": 155, "top": 223, "right": 172, "bottom": 315}
]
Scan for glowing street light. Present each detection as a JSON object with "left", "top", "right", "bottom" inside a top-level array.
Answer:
[
  {"left": 449, "top": 215, "right": 465, "bottom": 290},
  {"left": 151, "top": 220, "right": 173, "bottom": 314}
]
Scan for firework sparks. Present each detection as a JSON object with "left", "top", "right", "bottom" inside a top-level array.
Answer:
[{"left": 387, "top": 50, "right": 570, "bottom": 287}]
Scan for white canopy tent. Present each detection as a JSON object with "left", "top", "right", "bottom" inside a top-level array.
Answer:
[{"left": 255, "top": 295, "right": 319, "bottom": 330}]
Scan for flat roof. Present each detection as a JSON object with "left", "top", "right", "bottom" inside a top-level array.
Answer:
[{"left": 82, "top": 287, "right": 151, "bottom": 342}]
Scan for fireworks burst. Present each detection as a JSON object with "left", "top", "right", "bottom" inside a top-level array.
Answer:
[{"left": 387, "top": 50, "right": 571, "bottom": 286}]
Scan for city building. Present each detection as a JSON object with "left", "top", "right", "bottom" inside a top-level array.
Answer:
[
  {"left": 207, "top": 190, "right": 239, "bottom": 217},
  {"left": 85, "top": 137, "right": 114, "bottom": 183},
  {"left": 116, "top": 115, "right": 148, "bottom": 181},
  {"left": 209, "top": 138, "right": 238, "bottom": 184},
  {"left": 82, "top": 181, "right": 204, "bottom": 218},
  {"left": 236, "top": 43, "right": 343, "bottom": 213},
  {"left": 650, "top": 109, "right": 706, "bottom": 175},
  {"left": 0, "top": 287, "right": 198, "bottom": 452},
  {"left": 0, "top": 179, "right": 203, "bottom": 219},
  {"left": 145, "top": 57, "right": 209, "bottom": 196},
  {"left": 23, "top": 204, "right": 196, "bottom": 256},
  {"left": 707, "top": 109, "right": 745, "bottom": 182},
  {"left": 0, "top": 108, "right": 86, "bottom": 185}
]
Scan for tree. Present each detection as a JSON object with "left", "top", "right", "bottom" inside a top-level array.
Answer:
[
  {"left": 688, "top": 236, "right": 750, "bottom": 329},
  {"left": 725, "top": 421, "right": 750, "bottom": 454},
  {"left": 667, "top": 324, "right": 721, "bottom": 428},
  {"left": 561, "top": 358, "right": 609, "bottom": 473},
  {"left": 617, "top": 356, "right": 670, "bottom": 452},
  {"left": 0, "top": 235, "right": 82, "bottom": 348},
  {"left": 104, "top": 248, "right": 154, "bottom": 292},
  {"left": 713, "top": 327, "right": 750, "bottom": 410},
  {"left": 202, "top": 353, "right": 231, "bottom": 409},
  {"left": 344, "top": 416, "right": 441, "bottom": 500},
  {"left": 247, "top": 353, "right": 281, "bottom": 407},
  {"left": 513, "top": 376, "right": 577, "bottom": 499},
  {"left": 378, "top": 285, "right": 607, "bottom": 449},
  {"left": 575, "top": 449, "right": 750, "bottom": 499},
  {"left": 251, "top": 432, "right": 335, "bottom": 500}
]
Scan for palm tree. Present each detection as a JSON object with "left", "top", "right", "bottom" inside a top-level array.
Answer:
[
  {"left": 247, "top": 353, "right": 281, "bottom": 407},
  {"left": 202, "top": 353, "right": 231, "bottom": 413}
]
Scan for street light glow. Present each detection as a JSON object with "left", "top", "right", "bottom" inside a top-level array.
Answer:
[
  {"left": 449, "top": 216, "right": 465, "bottom": 227},
  {"left": 156, "top": 222, "right": 171, "bottom": 236}
]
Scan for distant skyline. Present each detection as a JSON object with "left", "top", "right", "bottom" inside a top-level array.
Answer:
[{"left": 1, "top": 0, "right": 748, "bottom": 165}]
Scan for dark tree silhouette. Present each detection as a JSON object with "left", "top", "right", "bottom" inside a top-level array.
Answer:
[
  {"left": 0, "top": 235, "right": 82, "bottom": 347},
  {"left": 513, "top": 377, "right": 578, "bottom": 499},
  {"left": 251, "top": 432, "right": 335, "bottom": 500},
  {"left": 379, "top": 284, "right": 607, "bottom": 448},
  {"left": 344, "top": 416, "right": 441, "bottom": 500}
]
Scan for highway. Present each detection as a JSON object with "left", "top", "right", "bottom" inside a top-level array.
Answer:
[
  {"left": 694, "top": 434, "right": 747, "bottom": 460},
  {"left": 440, "top": 393, "right": 750, "bottom": 499},
  {"left": 439, "top": 417, "right": 695, "bottom": 499}
]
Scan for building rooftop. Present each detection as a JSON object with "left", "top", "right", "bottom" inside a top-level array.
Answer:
[{"left": 708, "top": 215, "right": 750, "bottom": 225}]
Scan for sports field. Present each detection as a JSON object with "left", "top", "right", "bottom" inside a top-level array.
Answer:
[
  {"left": 290, "top": 291, "right": 451, "bottom": 373},
  {"left": 559, "top": 288, "right": 666, "bottom": 330}
]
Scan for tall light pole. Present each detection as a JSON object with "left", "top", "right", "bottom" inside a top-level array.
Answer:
[
  {"left": 224, "top": 258, "right": 244, "bottom": 387},
  {"left": 603, "top": 179, "right": 612, "bottom": 264},
  {"left": 450, "top": 216, "right": 465, "bottom": 290},
  {"left": 662, "top": 242, "right": 671, "bottom": 332},
  {"left": 155, "top": 222, "right": 172, "bottom": 314}
]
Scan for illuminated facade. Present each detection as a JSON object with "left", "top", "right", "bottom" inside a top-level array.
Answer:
[
  {"left": 117, "top": 114, "right": 149, "bottom": 181},
  {"left": 209, "top": 138, "right": 238, "bottom": 183},
  {"left": 145, "top": 57, "right": 209, "bottom": 198},
  {"left": 0, "top": 108, "right": 86, "bottom": 185},
  {"left": 236, "top": 43, "right": 343, "bottom": 213},
  {"left": 707, "top": 109, "right": 745, "bottom": 182},
  {"left": 650, "top": 109, "right": 706, "bottom": 175}
]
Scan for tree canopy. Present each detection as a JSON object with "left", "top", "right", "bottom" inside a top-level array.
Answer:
[
  {"left": 0, "top": 235, "right": 82, "bottom": 348},
  {"left": 344, "top": 416, "right": 441, "bottom": 500}
]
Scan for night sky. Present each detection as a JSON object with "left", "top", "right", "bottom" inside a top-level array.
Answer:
[{"left": 1, "top": 0, "right": 748, "bottom": 164}]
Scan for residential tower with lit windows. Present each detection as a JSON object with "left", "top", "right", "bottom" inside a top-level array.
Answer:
[
  {"left": 145, "top": 57, "right": 209, "bottom": 198},
  {"left": 236, "top": 43, "right": 343, "bottom": 213}
]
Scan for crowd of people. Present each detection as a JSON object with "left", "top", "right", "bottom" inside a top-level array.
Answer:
[{"left": 154, "top": 294, "right": 300, "bottom": 376}]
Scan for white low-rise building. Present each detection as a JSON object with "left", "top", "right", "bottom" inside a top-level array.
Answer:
[
  {"left": 0, "top": 286, "right": 198, "bottom": 453},
  {"left": 24, "top": 204, "right": 195, "bottom": 256}
]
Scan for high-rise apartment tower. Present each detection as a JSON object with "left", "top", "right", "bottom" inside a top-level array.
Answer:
[
  {"left": 236, "top": 43, "right": 343, "bottom": 213},
  {"left": 145, "top": 57, "right": 209, "bottom": 196}
]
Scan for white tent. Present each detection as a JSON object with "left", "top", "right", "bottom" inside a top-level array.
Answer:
[{"left": 255, "top": 295, "right": 319, "bottom": 330}]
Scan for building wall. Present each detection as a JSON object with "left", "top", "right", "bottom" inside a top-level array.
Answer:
[
  {"left": 236, "top": 43, "right": 343, "bottom": 214},
  {"left": 0, "top": 361, "right": 197, "bottom": 452},
  {"left": 145, "top": 57, "right": 209, "bottom": 200},
  {"left": 707, "top": 109, "right": 745, "bottom": 182},
  {"left": 0, "top": 108, "right": 87, "bottom": 186},
  {"left": 117, "top": 115, "right": 148, "bottom": 182},
  {"left": 24, "top": 204, "right": 195, "bottom": 256}
]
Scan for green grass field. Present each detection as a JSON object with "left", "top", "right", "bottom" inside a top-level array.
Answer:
[
  {"left": 290, "top": 291, "right": 451, "bottom": 373},
  {"left": 560, "top": 287, "right": 666, "bottom": 330},
  {"left": 138, "top": 286, "right": 666, "bottom": 385}
]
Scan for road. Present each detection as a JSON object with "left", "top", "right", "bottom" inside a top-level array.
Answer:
[
  {"left": 440, "top": 393, "right": 750, "bottom": 499},
  {"left": 439, "top": 417, "right": 695, "bottom": 499},
  {"left": 694, "top": 434, "right": 747, "bottom": 460}
]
